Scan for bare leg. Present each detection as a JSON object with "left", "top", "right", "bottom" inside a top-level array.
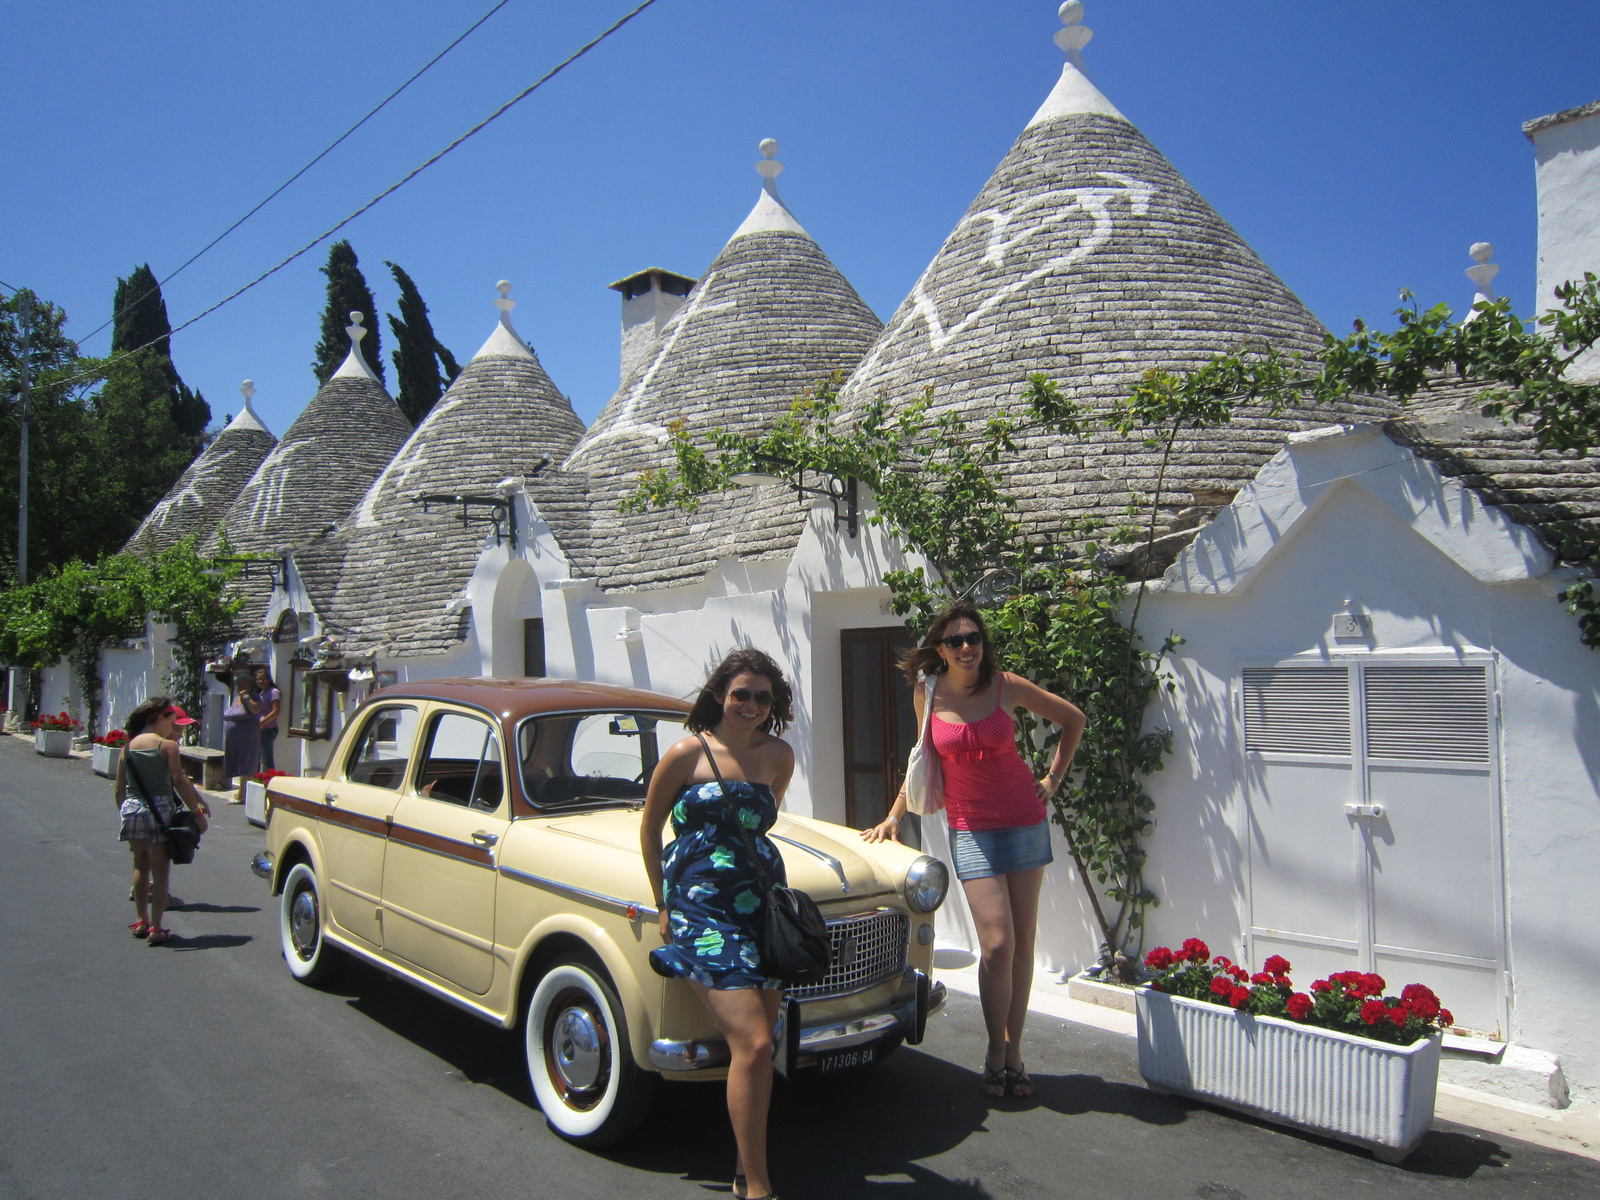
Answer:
[
  {"left": 130, "top": 841, "right": 151, "bottom": 925},
  {"left": 1002, "top": 867, "right": 1046, "bottom": 1092},
  {"left": 148, "top": 844, "right": 171, "bottom": 931},
  {"left": 693, "top": 984, "right": 783, "bottom": 1199},
  {"left": 962, "top": 874, "right": 1016, "bottom": 1083}
]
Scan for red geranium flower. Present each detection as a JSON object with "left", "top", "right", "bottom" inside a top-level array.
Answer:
[
  {"left": 1250, "top": 972, "right": 1272, "bottom": 985},
  {"left": 1440, "top": 1010, "right": 1454, "bottom": 1028},
  {"left": 1228, "top": 986, "right": 1251, "bottom": 1009},
  {"left": 1180, "top": 938, "right": 1210, "bottom": 963},
  {"left": 1262, "top": 955, "right": 1292, "bottom": 977},
  {"left": 1286, "top": 993, "right": 1314, "bottom": 1020},
  {"left": 1210, "top": 976, "right": 1235, "bottom": 999},
  {"left": 1360, "top": 999, "right": 1389, "bottom": 1025},
  {"left": 1311, "top": 979, "right": 1333, "bottom": 994},
  {"left": 1144, "top": 947, "right": 1176, "bottom": 971},
  {"left": 1387, "top": 1004, "right": 1411, "bottom": 1026}
]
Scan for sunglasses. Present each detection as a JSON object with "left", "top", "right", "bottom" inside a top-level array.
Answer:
[
  {"left": 939, "top": 632, "right": 984, "bottom": 649},
  {"left": 728, "top": 687, "right": 775, "bottom": 707}
]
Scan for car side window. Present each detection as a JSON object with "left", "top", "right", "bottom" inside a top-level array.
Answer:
[
  {"left": 418, "top": 711, "right": 503, "bottom": 812},
  {"left": 345, "top": 705, "right": 420, "bottom": 790},
  {"left": 520, "top": 712, "right": 686, "bottom": 807}
]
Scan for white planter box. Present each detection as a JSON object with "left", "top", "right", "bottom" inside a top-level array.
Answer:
[
  {"left": 35, "top": 729, "right": 73, "bottom": 758},
  {"left": 244, "top": 780, "right": 268, "bottom": 828},
  {"left": 91, "top": 744, "right": 122, "bottom": 778},
  {"left": 1136, "top": 988, "right": 1441, "bottom": 1163}
]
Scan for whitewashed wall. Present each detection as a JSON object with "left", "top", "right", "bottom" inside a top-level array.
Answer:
[
  {"left": 1135, "top": 425, "right": 1600, "bottom": 1100},
  {"left": 1529, "top": 101, "right": 1600, "bottom": 381}
]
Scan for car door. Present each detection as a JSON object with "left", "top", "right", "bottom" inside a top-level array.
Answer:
[
  {"left": 383, "top": 706, "right": 509, "bottom": 996},
  {"left": 320, "top": 703, "right": 421, "bottom": 949}
]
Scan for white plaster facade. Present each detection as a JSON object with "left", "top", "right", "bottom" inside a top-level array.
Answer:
[{"left": 1527, "top": 99, "right": 1600, "bottom": 381}]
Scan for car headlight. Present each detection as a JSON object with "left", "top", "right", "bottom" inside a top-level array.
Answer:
[{"left": 905, "top": 855, "right": 949, "bottom": 913}]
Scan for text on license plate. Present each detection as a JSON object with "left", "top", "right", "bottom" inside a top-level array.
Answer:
[{"left": 816, "top": 1045, "right": 876, "bottom": 1074}]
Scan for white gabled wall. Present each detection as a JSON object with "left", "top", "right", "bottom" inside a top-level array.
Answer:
[{"left": 1137, "top": 426, "right": 1600, "bottom": 1101}]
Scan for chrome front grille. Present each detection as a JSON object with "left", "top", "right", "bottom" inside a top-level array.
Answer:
[{"left": 788, "top": 909, "right": 909, "bottom": 1001}]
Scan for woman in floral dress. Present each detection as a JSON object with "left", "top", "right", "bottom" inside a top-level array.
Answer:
[{"left": 641, "top": 648, "right": 795, "bottom": 1200}]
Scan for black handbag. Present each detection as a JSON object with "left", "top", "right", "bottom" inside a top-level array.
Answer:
[
  {"left": 126, "top": 749, "right": 202, "bottom": 865},
  {"left": 696, "top": 735, "right": 832, "bottom": 986}
]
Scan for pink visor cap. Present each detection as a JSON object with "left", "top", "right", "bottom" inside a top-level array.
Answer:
[{"left": 167, "top": 706, "right": 197, "bottom": 726}]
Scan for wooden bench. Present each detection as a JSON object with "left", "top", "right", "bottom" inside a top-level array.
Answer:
[{"left": 178, "top": 746, "right": 228, "bottom": 791}]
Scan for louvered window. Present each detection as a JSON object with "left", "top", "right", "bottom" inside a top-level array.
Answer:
[
  {"left": 1364, "top": 666, "right": 1490, "bottom": 763},
  {"left": 1242, "top": 667, "right": 1350, "bottom": 755}
]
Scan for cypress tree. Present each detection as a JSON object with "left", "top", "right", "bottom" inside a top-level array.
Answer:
[
  {"left": 312, "top": 241, "right": 384, "bottom": 387},
  {"left": 108, "top": 264, "right": 210, "bottom": 446},
  {"left": 385, "top": 261, "right": 461, "bottom": 425}
]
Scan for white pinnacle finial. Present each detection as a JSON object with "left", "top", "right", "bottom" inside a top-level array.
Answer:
[
  {"left": 1055, "top": 2, "right": 1092, "bottom": 67},
  {"left": 495, "top": 280, "right": 516, "bottom": 314},
  {"left": 346, "top": 310, "right": 367, "bottom": 344},
  {"left": 240, "top": 379, "right": 255, "bottom": 401},
  {"left": 756, "top": 139, "right": 783, "bottom": 199},
  {"left": 1464, "top": 242, "right": 1500, "bottom": 322},
  {"left": 332, "top": 309, "right": 382, "bottom": 381},
  {"left": 470, "top": 278, "right": 535, "bottom": 362}
]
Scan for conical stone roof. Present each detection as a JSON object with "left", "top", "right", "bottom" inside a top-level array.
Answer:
[
  {"left": 124, "top": 388, "right": 277, "bottom": 555},
  {"left": 322, "top": 286, "right": 589, "bottom": 655},
  {"left": 835, "top": 8, "right": 1392, "bottom": 563},
  {"left": 209, "top": 317, "right": 412, "bottom": 558},
  {"left": 562, "top": 142, "right": 883, "bottom": 591}
]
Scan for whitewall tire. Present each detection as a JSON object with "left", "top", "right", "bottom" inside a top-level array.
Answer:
[
  {"left": 525, "top": 957, "right": 655, "bottom": 1146},
  {"left": 280, "top": 862, "right": 341, "bottom": 985}
]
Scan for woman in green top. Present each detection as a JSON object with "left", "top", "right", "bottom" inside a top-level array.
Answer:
[{"left": 115, "top": 696, "right": 210, "bottom": 945}]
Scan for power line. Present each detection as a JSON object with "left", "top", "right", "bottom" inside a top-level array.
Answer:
[
  {"left": 80, "top": 0, "right": 515, "bottom": 349},
  {"left": 51, "top": 0, "right": 666, "bottom": 393}
]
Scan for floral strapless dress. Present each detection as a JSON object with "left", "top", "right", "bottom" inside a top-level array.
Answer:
[{"left": 650, "top": 779, "right": 786, "bottom": 990}]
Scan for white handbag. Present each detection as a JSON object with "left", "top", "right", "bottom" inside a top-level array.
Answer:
[{"left": 903, "top": 674, "right": 944, "bottom": 816}]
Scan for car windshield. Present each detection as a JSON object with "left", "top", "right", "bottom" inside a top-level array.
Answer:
[{"left": 518, "top": 710, "right": 688, "bottom": 809}]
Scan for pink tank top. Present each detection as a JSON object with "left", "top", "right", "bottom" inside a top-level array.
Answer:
[{"left": 930, "top": 686, "right": 1045, "bottom": 832}]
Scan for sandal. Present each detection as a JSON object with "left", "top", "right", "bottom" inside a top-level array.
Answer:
[
  {"left": 733, "top": 1169, "right": 747, "bottom": 1199},
  {"left": 978, "top": 1064, "right": 1008, "bottom": 1098},
  {"left": 1004, "top": 1066, "right": 1034, "bottom": 1098},
  {"left": 129, "top": 919, "right": 151, "bottom": 939},
  {"left": 146, "top": 927, "right": 173, "bottom": 946}
]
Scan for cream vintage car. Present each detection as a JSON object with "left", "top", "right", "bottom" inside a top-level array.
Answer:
[{"left": 252, "top": 677, "right": 948, "bottom": 1145}]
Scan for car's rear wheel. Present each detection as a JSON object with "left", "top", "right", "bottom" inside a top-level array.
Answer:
[
  {"left": 525, "top": 956, "right": 656, "bottom": 1146},
  {"left": 279, "top": 862, "right": 342, "bottom": 985}
]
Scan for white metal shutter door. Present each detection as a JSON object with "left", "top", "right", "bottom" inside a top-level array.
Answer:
[
  {"left": 1241, "top": 667, "right": 1362, "bottom": 980},
  {"left": 1363, "top": 664, "right": 1505, "bottom": 1037}
]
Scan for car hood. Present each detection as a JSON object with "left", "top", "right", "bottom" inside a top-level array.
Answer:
[{"left": 530, "top": 808, "right": 912, "bottom": 904}]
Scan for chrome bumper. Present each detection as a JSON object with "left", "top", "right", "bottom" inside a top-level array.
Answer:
[
  {"left": 250, "top": 850, "right": 274, "bottom": 882},
  {"left": 649, "top": 970, "right": 946, "bottom": 1074}
]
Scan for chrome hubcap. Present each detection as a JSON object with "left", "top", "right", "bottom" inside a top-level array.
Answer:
[
  {"left": 552, "top": 1004, "right": 602, "bottom": 1092},
  {"left": 290, "top": 887, "right": 318, "bottom": 960}
]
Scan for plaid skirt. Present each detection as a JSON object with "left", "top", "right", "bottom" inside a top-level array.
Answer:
[{"left": 119, "top": 793, "right": 178, "bottom": 844}]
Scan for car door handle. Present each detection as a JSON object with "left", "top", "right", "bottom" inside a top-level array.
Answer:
[
  {"left": 324, "top": 790, "right": 338, "bottom": 804},
  {"left": 1344, "top": 803, "right": 1384, "bottom": 819},
  {"left": 471, "top": 831, "right": 499, "bottom": 847}
]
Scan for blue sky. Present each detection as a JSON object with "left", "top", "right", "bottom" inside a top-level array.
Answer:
[{"left": 5, "top": 1, "right": 1597, "bottom": 438}]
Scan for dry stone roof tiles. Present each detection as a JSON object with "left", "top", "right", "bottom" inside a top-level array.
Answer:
[
  {"left": 561, "top": 203, "right": 883, "bottom": 591},
  {"left": 325, "top": 348, "right": 587, "bottom": 655},
  {"left": 124, "top": 409, "right": 277, "bottom": 555},
  {"left": 832, "top": 92, "right": 1393, "bottom": 558},
  {"left": 209, "top": 375, "right": 412, "bottom": 558}
]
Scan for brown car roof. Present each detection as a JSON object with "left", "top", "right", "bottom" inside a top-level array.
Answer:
[{"left": 365, "top": 676, "right": 693, "bottom": 722}]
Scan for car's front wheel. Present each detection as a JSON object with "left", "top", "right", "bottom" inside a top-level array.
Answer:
[
  {"left": 279, "top": 862, "right": 341, "bottom": 985},
  {"left": 525, "top": 956, "right": 656, "bottom": 1146}
]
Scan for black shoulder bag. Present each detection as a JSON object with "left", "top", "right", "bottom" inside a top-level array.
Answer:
[
  {"left": 696, "top": 735, "right": 832, "bottom": 986},
  {"left": 126, "top": 745, "right": 202, "bottom": 865}
]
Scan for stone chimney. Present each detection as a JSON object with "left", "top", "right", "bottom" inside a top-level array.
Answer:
[
  {"left": 1524, "top": 99, "right": 1600, "bottom": 381},
  {"left": 609, "top": 267, "right": 697, "bottom": 385}
]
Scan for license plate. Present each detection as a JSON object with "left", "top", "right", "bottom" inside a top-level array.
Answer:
[{"left": 816, "top": 1044, "right": 877, "bottom": 1074}]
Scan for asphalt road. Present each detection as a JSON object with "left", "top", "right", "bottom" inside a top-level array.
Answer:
[{"left": 3, "top": 732, "right": 1598, "bottom": 1200}]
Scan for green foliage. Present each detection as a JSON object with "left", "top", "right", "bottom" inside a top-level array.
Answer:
[
  {"left": 313, "top": 241, "right": 383, "bottom": 387},
  {"left": 109, "top": 264, "right": 210, "bottom": 446},
  {"left": 385, "top": 261, "right": 460, "bottom": 425}
]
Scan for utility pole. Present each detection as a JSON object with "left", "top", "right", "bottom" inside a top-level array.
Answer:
[{"left": 16, "top": 292, "right": 31, "bottom": 586}]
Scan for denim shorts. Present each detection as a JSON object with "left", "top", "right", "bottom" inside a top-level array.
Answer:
[{"left": 949, "top": 819, "right": 1054, "bottom": 882}]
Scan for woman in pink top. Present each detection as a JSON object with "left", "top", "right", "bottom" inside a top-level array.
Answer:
[{"left": 862, "top": 602, "right": 1086, "bottom": 1099}]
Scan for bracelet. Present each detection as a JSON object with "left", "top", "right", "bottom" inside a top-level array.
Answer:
[
  {"left": 885, "top": 816, "right": 899, "bottom": 826},
  {"left": 1047, "top": 770, "right": 1064, "bottom": 780}
]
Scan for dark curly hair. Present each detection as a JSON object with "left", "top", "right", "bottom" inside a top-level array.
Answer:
[
  {"left": 686, "top": 647, "right": 794, "bottom": 736},
  {"left": 125, "top": 695, "right": 177, "bottom": 737},
  {"left": 899, "top": 601, "right": 997, "bottom": 694}
]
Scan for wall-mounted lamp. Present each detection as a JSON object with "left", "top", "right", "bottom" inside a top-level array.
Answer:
[
  {"left": 414, "top": 493, "right": 517, "bottom": 548},
  {"left": 732, "top": 453, "right": 859, "bottom": 538},
  {"left": 200, "top": 556, "right": 288, "bottom": 588}
]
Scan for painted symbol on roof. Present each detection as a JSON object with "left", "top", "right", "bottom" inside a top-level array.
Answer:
[{"left": 885, "top": 170, "right": 1154, "bottom": 358}]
